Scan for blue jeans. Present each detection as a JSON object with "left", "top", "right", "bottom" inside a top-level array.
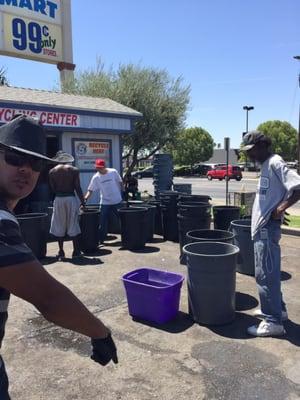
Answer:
[
  {"left": 99, "top": 203, "right": 122, "bottom": 243},
  {"left": 0, "top": 357, "right": 10, "bottom": 400},
  {"left": 253, "top": 219, "right": 286, "bottom": 324}
]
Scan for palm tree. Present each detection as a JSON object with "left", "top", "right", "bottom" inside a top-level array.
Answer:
[{"left": 0, "top": 67, "right": 8, "bottom": 85}]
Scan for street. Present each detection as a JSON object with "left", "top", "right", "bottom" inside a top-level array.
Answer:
[{"left": 138, "top": 175, "right": 300, "bottom": 214}]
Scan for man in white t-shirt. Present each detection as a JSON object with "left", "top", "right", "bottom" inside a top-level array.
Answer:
[
  {"left": 84, "top": 159, "right": 124, "bottom": 244},
  {"left": 241, "top": 131, "right": 300, "bottom": 337}
]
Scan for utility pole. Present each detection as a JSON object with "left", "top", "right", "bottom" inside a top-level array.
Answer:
[{"left": 293, "top": 56, "right": 300, "bottom": 175}]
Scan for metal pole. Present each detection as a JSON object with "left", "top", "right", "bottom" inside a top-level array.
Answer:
[
  {"left": 298, "top": 100, "right": 300, "bottom": 175},
  {"left": 224, "top": 137, "right": 230, "bottom": 205}
]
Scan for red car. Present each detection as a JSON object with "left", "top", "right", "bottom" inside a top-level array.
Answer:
[{"left": 207, "top": 165, "right": 242, "bottom": 181}]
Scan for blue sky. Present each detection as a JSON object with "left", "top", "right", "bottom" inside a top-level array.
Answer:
[{"left": 1, "top": 0, "right": 300, "bottom": 148}]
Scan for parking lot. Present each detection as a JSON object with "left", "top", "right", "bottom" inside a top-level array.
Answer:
[{"left": 2, "top": 229, "right": 300, "bottom": 399}]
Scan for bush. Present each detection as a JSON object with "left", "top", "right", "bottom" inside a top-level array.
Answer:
[{"left": 173, "top": 165, "right": 192, "bottom": 176}]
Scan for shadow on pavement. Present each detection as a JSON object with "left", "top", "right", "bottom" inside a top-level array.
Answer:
[
  {"left": 128, "top": 245, "right": 160, "bottom": 254},
  {"left": 150, "top": 237, "right": 166, "bottom": 244},
  {"left": 284, "top": 320, "right": 300, "bottom": 346},
  {"left": 68, "top": 256, "right": 103, "bottom": 266},
  {"left": 281, "top": 271, "right": 292, "bottom": 281},
  {"left": 236, "top": 292, "right": 259, "bottom": 311},
  {"left": 207, "top": 312, "right": 261, "bottom": 339},
  {"left": 82, "top": 248, "right": 112, "bottom": 257},
  {"left": 132, "top": 311, "right": 194, "bottom": 333},
  {"left": 40, "top": 256, "right": 58, "bottom": 265}
]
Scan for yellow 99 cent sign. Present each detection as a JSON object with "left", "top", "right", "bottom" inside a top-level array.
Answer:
[{"left": 3, "top": 12, "right": 63, "bottom": 62}]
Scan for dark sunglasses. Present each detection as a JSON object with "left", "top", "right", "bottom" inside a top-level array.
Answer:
[{"left": 0, "top": 149, "right": 46, "bottom": 172}]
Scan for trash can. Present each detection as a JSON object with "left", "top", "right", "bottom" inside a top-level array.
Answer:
[
  {"left": 130, "top": 204, "right": 156, "bottom": 242},
  {"left": 148, "top": 200, "right": 163, "bottom": 236},
  {"left": 118, "top": 207, "right": 147, "bottom": 250},
  {"left": 186, "top": 229, "right": 235, "bottom": 244},
  {"left": 173, "top": 183, "right": 192, "bottom": 194},
  {"left": 179, "top": 194, "right": 211, "bottom": 203},
  {"left": 213, "top": 205, "right": 241, "bottom": 231},
  {"left": 17, "top": 213, "right": 48, "bottom": 259},
  {"left": 230, "top": 219, "right": 255, "bottom": 276},
  {"left": 122, "top": 268, "right": 184, "bottom": 324},
  {"left": 183, "top": 241, "right": 239, "bottom": 325},
  {"left": 79, "top": 209, "right": 100, "bottom": 253}
]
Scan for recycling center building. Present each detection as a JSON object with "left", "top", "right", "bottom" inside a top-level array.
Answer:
[{"left": 0, "top": 86, "right": 142, "bottom": 208}]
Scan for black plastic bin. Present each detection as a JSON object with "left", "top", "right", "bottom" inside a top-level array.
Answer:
[
  {"left": 118, "top": 207, "right": 147, "bottom": 250},
  {"left": 79, "top": 209, "right": 100, "bottom": 253},
  {"left": 17, "top": 213, "right": 48, "bottom": 259},
  {"left": 148, "top": 200, "right": 163, "bottom": 236},
  {"left": 130, "top": 204, "right": 156, "bottom": 242},
  {"left": 213, "top": 205, "right": 241, "bottom": 231},
  {"left": 230, "top": 219, "right": 255, "bottom": 276},
  {"left": 183, "top": 241, "right": 239, "bottom": 325}
]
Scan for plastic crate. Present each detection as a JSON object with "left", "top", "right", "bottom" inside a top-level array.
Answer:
[{"left": 122, "top": 268, "right": 184, "bottom": 324}]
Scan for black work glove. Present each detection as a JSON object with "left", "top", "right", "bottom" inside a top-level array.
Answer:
[{"left": 91, "top": 334, "right": 118, "bottom": 366}]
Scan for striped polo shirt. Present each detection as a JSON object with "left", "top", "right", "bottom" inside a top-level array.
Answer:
[{"left": 0, "top": 202, "right": 35, "bottom": 348}]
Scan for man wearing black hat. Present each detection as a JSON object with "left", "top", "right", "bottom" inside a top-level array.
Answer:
[
  {"left": 241, "top": 130, "right": 300, "bottom": 337},
  {"left": 0, "top": 116, "right": 118, "bottom": 399},
  {"left": 49, "top": 150, "right": 85, "bottom": 259}
]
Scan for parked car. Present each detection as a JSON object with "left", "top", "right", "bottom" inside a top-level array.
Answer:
[
  {"left": 206, "top": 165, "right": 242, "bottom": 181},
  {"left": 173, "top": 165, "right": 192, "bottom": 176},
  {"left": 192, "top": 164, "right": 213, "bottom": 176},
  {"left": 132, "top": 166, "right": 153, "bottom": 178}
]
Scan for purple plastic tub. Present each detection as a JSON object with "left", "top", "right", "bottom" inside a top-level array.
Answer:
[{"left": 122, "top": 268, "right": 184, "bottom": 324}]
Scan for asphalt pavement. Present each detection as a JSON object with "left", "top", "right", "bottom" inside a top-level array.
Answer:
[{"left": 3, "top": 232, "right": 300, "bottom": 400}]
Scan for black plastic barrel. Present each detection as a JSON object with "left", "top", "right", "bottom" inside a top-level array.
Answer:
[
  {"left": 130, "top": 204, "right": 156, "bottom": 242},
  {"left": 177, "top": 202, "right": 211, "bottom": 218},
  {"left": 230, "top": 219, "right": 255, "bottom": 276},
  {"left": 79, "top": 209, "right": 100, "bottom": 253},
  {"left": 178, "top": 214, "right": 211, "bottom": 264},
  {"left": 177, "top": 203, "right": 212, "bottom": 264},
  {"left": 186, "top": 229, "right": 235, "bottom": 244},
  {"left": 118, "top": 207, "right": 147, "bottom": 250},
  {"left": 17, "top": 213, "right": 48, "bottom": 259},
  {"left": 213, "top": 205, "right": 241, "bottom": 231},
  {"left": 148, "top": 200, "right": 163, "bottom": 235},
  {"left": 183, "top": 241, "right": 239, "bottom": 325},
  {"left": 179, "top": 194, "right": 211, "bottom": 203},
  {"left": 173, "top": 183, "right": 192, "bottom": 194}
]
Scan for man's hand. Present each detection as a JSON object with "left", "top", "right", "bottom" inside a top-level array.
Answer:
[
  {"left": 91, "top": 334, "right": 118, "bottom": 366},
  {"left": 272, "top": 206, "right": 290, "bottom": 225}
]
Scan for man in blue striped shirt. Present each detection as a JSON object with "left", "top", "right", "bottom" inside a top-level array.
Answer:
[{"left": 0, "top": 116, "right": 118, "bottom": 399}]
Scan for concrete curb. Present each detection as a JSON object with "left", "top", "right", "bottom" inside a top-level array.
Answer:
[{"left": 282, "top": 226, "right": 300, "bottom": 237}]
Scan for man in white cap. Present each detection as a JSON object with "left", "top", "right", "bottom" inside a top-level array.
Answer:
[
  {"left": 49, "top": 150, "right": 85, "bottom": 259},
  {"left": 0, "top": 116, "right": 117, "bottom": 399},
  {"left": 241, "top": 130, "right": 300, "bottom": 337}
]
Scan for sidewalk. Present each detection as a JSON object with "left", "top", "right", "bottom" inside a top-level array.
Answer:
[{"left": 2, "top": 233, "right": 300, "bottom": 400}]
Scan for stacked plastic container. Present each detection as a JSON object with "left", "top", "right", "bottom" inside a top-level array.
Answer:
[{"left": 152, "top": 154, "right": 173, "bottom": 199}]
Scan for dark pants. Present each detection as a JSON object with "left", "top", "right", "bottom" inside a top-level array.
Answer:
[
  {"left": 99, "top": 203, "right": 122, "bottom": 243},
  {"left": 0, "top": 357, "right": 10, "bottom": 400}
]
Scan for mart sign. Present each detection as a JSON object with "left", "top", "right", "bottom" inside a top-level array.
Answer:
[{"left": 0, "top": 0, "right": 65, "bottom": 63}]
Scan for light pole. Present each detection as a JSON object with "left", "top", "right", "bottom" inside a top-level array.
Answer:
[
  {"left": 293, "top": 56, "right": 300, "bottom": 175},
  {"left": 243, "top": 105, "right": 254, "bottom": 135},
  {"left": 243, "top": 106, "right": 254, "bottom": 170}
]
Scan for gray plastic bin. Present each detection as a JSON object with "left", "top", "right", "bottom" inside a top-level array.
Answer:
[
  {"left": 183, "top": 241, "right": 239, "bottom": 325},
  {"left": 230, "top": 219, "right": 255, "bottom": 276}
]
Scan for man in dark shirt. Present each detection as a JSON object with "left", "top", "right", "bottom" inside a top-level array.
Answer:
[
  {"left": 49, "top": 151, "right": 85, "bottom": 259},
  {"left": 0, "top": 116, "right": 117, "bottom": 399}
]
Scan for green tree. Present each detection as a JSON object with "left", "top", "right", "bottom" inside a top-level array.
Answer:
[
  {"left": 257, "top": 120, "right": 297, "bottom": 161},
  {"left": 170, "top": 127, "right": 214, "bottom": 168},
  {"left": 0, "top": 67, "right": 8, "bottom": 86},
  {"left": 62, "top": 60, "right": 190, "bottom": 175},
  {"left": 239, "top": 120, "right": 298, "bottom": 162}
]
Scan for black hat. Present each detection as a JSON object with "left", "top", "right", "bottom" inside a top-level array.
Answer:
[
  {"left": 53, "top": 150, "right": 74, "bottom": 163},
  {"left": 241, "top": 130, "right": 272, "bottom": 151},
  {"left": 0, "top": 114, "right": 56, "bottom": 162}
]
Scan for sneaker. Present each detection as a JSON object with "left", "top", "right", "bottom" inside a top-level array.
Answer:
[
  {"left": 247, "top": 320, "right": 286, "bottom": 337},
  {"left": 253, "top": 309, "right": 288, "bottom": 321}
]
